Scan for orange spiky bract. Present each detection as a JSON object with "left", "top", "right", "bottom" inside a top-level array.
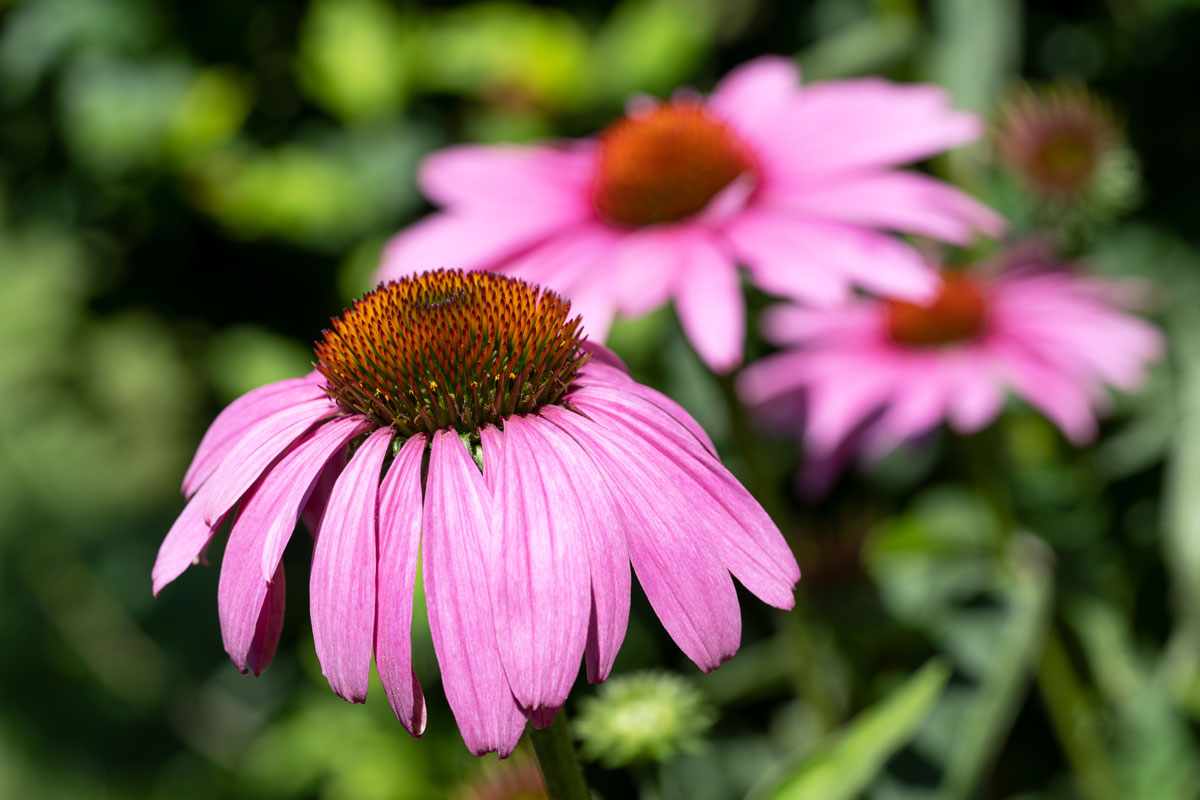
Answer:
[
  {"left": 314, "top": 270, "right": 588, "bottom": 437},
  {"left": 592, "top": 103, "right": 757, "bottom": 228}
]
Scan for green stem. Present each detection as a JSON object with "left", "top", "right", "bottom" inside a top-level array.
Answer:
[
  {"left": 1036, "top": 627, "right": 1122, "bottom": 800},
  {"left": 529, "top": 712, "right": 590, "bottom": 800},
  {"left": 960, "top": 425, "right": 1119, "bottom": 799}
]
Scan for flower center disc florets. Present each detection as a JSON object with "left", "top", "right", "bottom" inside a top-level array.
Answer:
[
  {"left": 886, "top": 273, "right": 989, "bottom": 347},
  {"left": 996, "top": 86, "right": 1115, "bottom": 200},
  {"left": 593, "top": 102, "right": 757, "bottom": 228},
  {"left": 314, "top": 270, "right": 588, "bottom": 436}
]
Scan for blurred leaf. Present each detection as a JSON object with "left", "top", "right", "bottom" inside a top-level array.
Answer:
[
  {"left": 1070, "top": 598, "right": 1200, "bottom": 799},
  {"left": 165, "top": 67, "right": 252, "bottom": 163},
  {"left": 799, "top": 4, "right": 920, "bottom": 80},
  {"left": 754, "top": 658, "right": 950, "bottom": 800},
  {"left": 0, "top": 0, "right": 158, "bottom": 103},
  {"left": 190, "top": 123, "right": 428, "bottom": 248},
  {"left": 926, "top": 537, "right": 1053, "bottom": 800},
  {"left": 589, "top": 0, "right": 716, "bottom": 104},
  {"left": 922, "top": 0, "right": 1020, "bottom": 113},
  {"left": 297, "top": 0, "right": 415, "bottom": 121},
  {"left": 419, "top": 2, "right": 590, "bottom": 114},
  {"left": 208, "top": 325, "right": 313, "bottom": 402},
  {"left": 58, "top": 54, "right": 192, "bottom": 173}
]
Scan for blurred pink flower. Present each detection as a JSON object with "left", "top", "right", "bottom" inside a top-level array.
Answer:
[
  {"left": 154, "top": 270, "right": 797, "bottom": 758},
  {"left": 739, "top": 257, "right": 1163, "bottom": 474},
  {"left": 376, "top": 57, "right": 1004, "bottom": 373}
]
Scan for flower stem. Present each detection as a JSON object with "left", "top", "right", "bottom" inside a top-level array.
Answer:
[
  {"left": 1036, "top": 626, "right": 1122, "bottom": 800},
  {"left": 960, "top": 425, "right": 1119, "bottom": 799},
  {"left": 529, "top": 711, "right": 590, "bottom": 800}
]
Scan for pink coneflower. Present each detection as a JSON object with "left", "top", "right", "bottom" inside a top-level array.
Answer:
[
  {"left": 739, "top": 257, "right": 1163, "bottom": 471},
  {"left": 154, "top": 270, "right": 798, "bottom": 757},
  {"left": 376, "top": 57, "right": 1004, "bottom": 373}
]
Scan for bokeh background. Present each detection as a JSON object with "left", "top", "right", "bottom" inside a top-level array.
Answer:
[{"left": 3, "top": 0, "right": 1200, "bottom": 798}]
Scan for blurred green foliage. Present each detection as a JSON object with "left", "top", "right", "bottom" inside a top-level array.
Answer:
[{"left": 2, "top": 0, "right": 1200, "bottom": 798}]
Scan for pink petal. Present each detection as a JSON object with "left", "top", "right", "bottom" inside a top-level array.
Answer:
[
  {"left": 609, "top": 227, "right": 690, "bottom": 316},
  {"left": 481, "top": 419, "right": 590, "bottom": 719},
  {"left": 202, "top": 397, "right": 338, "bottom": 526},
  {"left": 182, "top": 374, "right": 326, "bottom": 498},
  {"left": 804, "top": 355, "right": 905, "bottom": 456},
  {"left": 418, "top": 142, "right": 596, "bottom": 211},
  {"left": 776, "top": 79, "right": 982, "bottom": 175},
  {"left": 708, "top": 56, "right": 801, "bottom": 137},
  {"left": 311, "top": 427, "right": 392, "bottom": 703},
  {"left": 217, "top": 416, "right": 370, "bottom": 673},
  {"left": 673, "top": 237, "right": 745, "bottom": 373},
  {"left": 571, "top": 387, "right": 799, "bottom": 608},
  {"left": 542, "top": 406, "right": 742, "bottom": 672},
  {"left": 523, "top": 415, "right": 631, "bottom": 684},
  {"left": 376, "top": 210, "right": 576, "bottom": 284},
  {"left": 767, "top": 171, "right": 1007, "bottom": 244},
  {"left": 375, "top": 433, "right": 428, "bottom": 737},
  {"left": 722, "top": 211, "right": 854, "bottom": 307},
  {"left": 575, "top": 361, "right": 717, "bottom": 456},
  {"left": 246, "top": 562, "right": 286, "bottom": 677},
  {"left": 727, "top": 211, "right": 938, "bottom": 303},
  {"left": 299, "top": 445, "right": 348, "bottom": 536},
  {"left": 423, "top": 431, "right": 526, "bottom": 757},
  {"left": 152, "top": 485, "right": 223, "bottom": 596}
]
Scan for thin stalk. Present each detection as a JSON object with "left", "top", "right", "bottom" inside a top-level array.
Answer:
[
  {"left": 1036, "top": 627, "right": 1122, "bottom": 800},
  {"left": 529, "top": 712, "right": 590, "bottom": 800},
  {"left": 959, "top": 425, "right": 1119, "bottom": 799}
]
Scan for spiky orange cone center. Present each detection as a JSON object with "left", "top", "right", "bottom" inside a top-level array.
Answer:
[
  {"left": 885, "top": 273, "right": 989, "bottom": 347},
  {"left": 314, "top": 271, "right": 587, "bottom": 436},
  {"left": 592, "top": 103, "right": 757, "bottom": 228}
]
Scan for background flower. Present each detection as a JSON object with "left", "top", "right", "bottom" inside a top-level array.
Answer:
[
  {"left": 377, "top": 55, "right": 1003, "bottom": 372},
  {"left": 739, "top": 250, "right": 1164, "bottom": 472}
]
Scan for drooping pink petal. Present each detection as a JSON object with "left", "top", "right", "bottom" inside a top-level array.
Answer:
[
  {"left": 722, "top": 211, "right": 854, "bottom": 307},
  {"left": 542, "top": 406, "right": 742, "bottom": 672},
  {"left": 767, "top": 171, "right": 1006, "bottom": 244},
  {"left": 218, "top": 416, "right": 370, "bottom": 673},
  {"left": 375, "top": 433, "right": 428, "bottom": 737},
  {"left": 423, "top": 431, "right": 526, "bottom": 757},
  {"left": 246, "top": 563, "right": 286, "bottom": 677},
  {"left": 299, "top": 445, "right": 347, "bottom": 536},
  {"left": 152, "top": 485, "right": 224, "bottom": 596},
  {"left": 727, "top": 211, "right": 939, "bottom": 303},
  {"left": 609, "top": 227, "right": 691, "bottom": 316},
  {"left": 571, "top": 386, "right": 799, "bottom": 609},
  {"left": 182, "top": 373, "right": 326, "bottom": 498},
  {"left": 202, "top": 397, "right": 338, "bottom": 525},
  {"left": 576, "top": 358, "right": 717, "bottom": 456},
  {"left": 311, "top": 427, "right": 392, "bottom": 703},
  {"left": 480, "top": 418, "right": 590, "bottom": 721},
  {"left": 523, "top": 414, "right": 631, "bottom": 684},
  {"left": 673, "top": 236, "right": 745, "bottom": 373},
  {"left": 944, "top": 353, "right": 1006, "bottom": 433}
]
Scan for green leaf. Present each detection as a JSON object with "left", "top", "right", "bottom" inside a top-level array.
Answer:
[{"left": 755, "top": 659, "right": 951, "bottom": 800}]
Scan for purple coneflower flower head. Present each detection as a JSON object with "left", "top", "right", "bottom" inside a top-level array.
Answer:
[
  {"left": 739, "top": 255, "right": 1163, "bottom": 480},
  {"left": 154, "top": 270, "right": 799, "bottom": 757},
  {"left": 995, "top": 84, "right": 1139, "bottom": 218},
  {"left": 375, "top": 56, "right": 1005, "bottom": 373}
]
